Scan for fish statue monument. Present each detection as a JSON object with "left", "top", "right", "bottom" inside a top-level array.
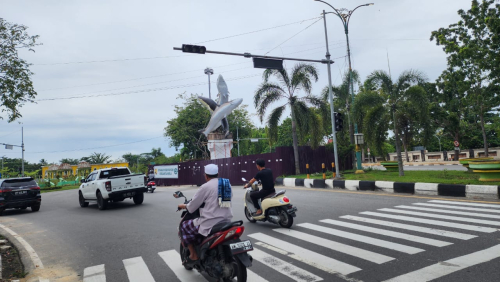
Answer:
[{"left": 198, "top": 75, "right": 242, "bottom": 160}]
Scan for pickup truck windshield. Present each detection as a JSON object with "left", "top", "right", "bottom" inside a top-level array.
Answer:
[
  {"left": 99, "top": 168, "right": 131, "bottom": 179},
  {"left": 2, "top": 178, "right": 37, "bottom": 188}
]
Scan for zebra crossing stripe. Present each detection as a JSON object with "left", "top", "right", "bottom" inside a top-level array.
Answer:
[
  {"left": 158, "top": 250, "right": 206, "bottom": 281},
  {"left": 251, "top": 248, "right": 323, "bottom": 282},
  {"left": 428, "top": 200, "right": 500, "bottom": 208},
  {"left": 383, "top": 244, "right": 500, "bottom": 282},
  {"left": 249, "top": 233, "right": 361, "bottom": 275},
  {"left": 83, "top": 264, "right": 106, "bottom": 282},
  {"left": 298, "top": 223, "right": 424, "bottom": 254},
  {"left": 247, "top": 269, "right": 270, "bottom": 282},
  {"left": 340, "top": 215, "right": 477, "bottom": 240},
  {"left": 413, "top": 202, "right": 500, "bottom": 213},
  {"left": 379, "top": 208, "right": 500, "bottom": 226},
  {"left": 396, "top": 205, "right": 500, "bottom": 219},
  {"left": 360, "top": 211, "right": 497, "bottom": 233},
  {"left": 123, "top": 257, "right": 155, "bottom": 282},
  {"left": 273, "top": 228, "right": 394, "bottom": 264},
  {"left": 320, "top": 219, "right": 452, "bottom": 247}
]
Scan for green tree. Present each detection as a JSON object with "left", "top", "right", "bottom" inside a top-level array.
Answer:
[
  {"left": 59, "top": 158, "right": 80, "bottom": 165},
  {"left": 0, "top": 19, "right": 40, "bottom": 122},
  {"left": 254, "top": 63, "right": 325, "bottom": 174},
  {"left": 81, "top": 152, "right": 112, "bottom": 164},
  {"left": 431, "top": 0, "right": 500, "bottom": 156},
  {"left": 164, "top": 93, "right": 211, "bottom": 159},
  {"left": 364, "top": 70, "right": 427, "bottom": 176}
]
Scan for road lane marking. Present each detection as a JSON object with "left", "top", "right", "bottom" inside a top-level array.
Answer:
[
  {"left": 83, "top": 264, "right": 106, "bottom": 282},
  {"left": 379, "top": 208, "right": 500, "bottom": 226},
  {"left": 158, "top": 250, "right": 205, "bottom": 281},
  {"left": 249, "top": 233, "right": 361, "bottom": 275},
  {"left": 340, "top": 215, "right": 477, "bottom": 240},
  {"left": 247, "top": 269, "right": 270, "bottom": 282},
  {"left": 298, "top": 223, "right": 424, "bottom": 254},
  {"left": 320, "top": 219, "right": 452, "bottom": 247},
  {"left": 396, "top": 205, "right": 500, "bottom": 219},
  {"left": 383, "top": 244, "right": 500, "bottom": 282},
  {"left": 413, "top": 202, "right": 500, "bottom": 213},
  {"left": 428, "top": 200, "right": 500, "bottom": 208},
  {"left": 273, "top": 228, "right": 394, "bottom": 264},
  {"left": 251, "top": 248, "right": 323, "bottom": 282},
  {"left": 360, "top": 211, "right": 497, "bottom": 233},
  {"left": 123, "top": 257, "right": 155, "bottom": 282},
  {"left": 0, "top": 223, "right": 44, "bottom": 269}
]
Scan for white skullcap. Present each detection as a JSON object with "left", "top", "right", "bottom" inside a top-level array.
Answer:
[{"left": 204, "top": 164, "right": 218, "bottom": 175}]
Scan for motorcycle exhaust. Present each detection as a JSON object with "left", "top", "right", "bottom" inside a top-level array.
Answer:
[{"left": 268, "top": 215, "right": 280, "bottom": 224}]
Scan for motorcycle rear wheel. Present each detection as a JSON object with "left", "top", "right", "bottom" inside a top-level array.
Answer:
[
  {"left": 224, "top": 258, "right": 247, "bottom": 282},
  {"left": 278, "top": 207, "right": 293, "bottom": 228},
  {"left": 179, "top": 243, "right": 193, "bottom": 270}
]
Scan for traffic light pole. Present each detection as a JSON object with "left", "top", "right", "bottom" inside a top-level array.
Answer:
[{"left": 322, "top": 11, "right": 340, "bottom": 179}]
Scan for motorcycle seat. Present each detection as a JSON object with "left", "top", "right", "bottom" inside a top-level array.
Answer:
[
  {"left": 208, "top": 220, "right": 243, "bottom": 235},
  {"left": 263, "top": 190, "right": 286, "bottom": 199}
]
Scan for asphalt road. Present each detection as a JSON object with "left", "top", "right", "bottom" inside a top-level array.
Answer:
[{"left": 1, "top": 186, "right": 499, "bottom": 282}]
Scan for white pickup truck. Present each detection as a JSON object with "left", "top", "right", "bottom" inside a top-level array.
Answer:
[{"left": 78, "top": 167, "right": 147, "bottom": 210}]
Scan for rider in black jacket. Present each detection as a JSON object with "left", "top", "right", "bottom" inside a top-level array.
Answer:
[{"left": 244, "top": 159, "right": 275, "bottom": 215}]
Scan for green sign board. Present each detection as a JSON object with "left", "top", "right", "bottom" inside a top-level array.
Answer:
[{"left": 150, "top": 162, "right": 156, "bottom": 165}]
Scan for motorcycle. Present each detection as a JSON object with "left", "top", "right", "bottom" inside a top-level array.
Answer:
[
  {"left": 242, "top": 178, "right": 297, "bottom": 228},
  {"left": 146, "top": 180, "right": 156, "bottom": 193},
  {"left": 173, "top": 191, "right": 253, "bottom": 281}
]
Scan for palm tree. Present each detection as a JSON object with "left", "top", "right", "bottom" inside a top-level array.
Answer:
[
  {"left": 81, "top": 152, "right": 112, "bottom": 164},
  {"left": 254, "top": 63, "right": 324, "bottom": 175},
  {"left": 363, "top": 69, "right": 427, "bottom": 176}
]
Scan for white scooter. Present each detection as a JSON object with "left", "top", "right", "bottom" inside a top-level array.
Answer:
[{"left": 242, "top": 178, "right": 297, "bottom": 228}]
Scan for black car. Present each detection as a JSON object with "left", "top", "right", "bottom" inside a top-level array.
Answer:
[{"left": 0, "top": 177, "right": 41, "bottom": 215}]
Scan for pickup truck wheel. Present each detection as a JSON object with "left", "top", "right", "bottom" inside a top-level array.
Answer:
[
  {"left": 79, "top": 192, "right": 89, "bottom": 207},
  {"left": 31, "top": 204, "right": 41, "bottom": 212},
  {"left": 97, "top": 191, "right": 108, "bottom": 210},
  {"left": 133, "top": 192, "right": 144, "bottom": 205}
]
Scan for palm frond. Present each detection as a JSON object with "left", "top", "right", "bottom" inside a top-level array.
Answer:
[
  {"left": 266, "top": 105, "right": 286, "bottom": 142},
  {"left": 366, "top": 70, "right": 394, "bottom": 97},
  {"left": 290, "top": 63, "right": 319, "bottom": 94},
  {"left": 254, "top": 82, "right": 286, "bottom": 108},
  {"left": 263, "top": 69, "right": 291, "bottom": 89},
  {"left": 292, "top": 100, "right": 311, "bottom": 138},
  {"left": 255, "top": 89, "right": 285, "bottom": 123}
]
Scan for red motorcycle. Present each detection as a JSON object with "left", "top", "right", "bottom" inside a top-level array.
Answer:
[
  {"left": 146, "top": 181, "right": 156, "bottom": 193},
  {"left": 173, "top": 191, "right": 253, "bottom": 281}
]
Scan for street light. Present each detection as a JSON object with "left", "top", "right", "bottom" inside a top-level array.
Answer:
[
  {"left": 315, "top": 0, "right": 374, "bottom": 172},
  {"left": 204, "top": 68, "right": 214, "bottom": 99},
  {"left": 1, "top": 127, "right": 25, "bottom": 177},
  {"left": 435, "top": 134, "right": 442, "bottom": 152}
]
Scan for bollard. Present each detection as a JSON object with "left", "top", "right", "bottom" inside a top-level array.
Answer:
[
  {"left": 332, "top": 162, "right": 336, "bottom": 178},
  {"left": 322, "top": 163, "right": 326, "bottom": 179},
  {"left": 306, "top": 164, "right": 310, "bottom": 179}
]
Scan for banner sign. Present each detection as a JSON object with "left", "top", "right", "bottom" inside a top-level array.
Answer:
[{"left": 154, "top": 165, "right": 178, "bottom": 179}]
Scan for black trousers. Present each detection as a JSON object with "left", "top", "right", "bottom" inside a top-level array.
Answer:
[{"left": 250, "top": 189, "right": 275, "bottom": 210}]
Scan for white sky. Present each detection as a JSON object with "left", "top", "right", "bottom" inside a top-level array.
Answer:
[{"left": 1, "top": 0, "right": 472, "bottom": 163}]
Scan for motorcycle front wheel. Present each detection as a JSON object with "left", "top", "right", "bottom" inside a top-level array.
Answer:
[
  {"left": 179, "top": 243, "right": 193, "bottom": 270},
  {"left": 244, "top": 207, "right": 257, "bottom": 223}
]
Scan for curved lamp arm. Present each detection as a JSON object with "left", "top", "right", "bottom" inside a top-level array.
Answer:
[{"left": 347, "top": 3, "right": 374, "bottom": 26}]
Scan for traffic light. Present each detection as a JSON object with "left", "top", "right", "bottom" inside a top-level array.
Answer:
[
  {"left": 181, "top": 44, "right": 206, "bottom": 54},
  {"left": 334, "top": 112, "right": 343, "bottom": 132}
]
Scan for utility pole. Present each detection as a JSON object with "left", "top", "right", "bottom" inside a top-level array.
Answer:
[
  {"left": 204, "top": 68, "right": 214, "bottom": 99},
  {"left": 237, "top": 126, "right": 240, "bottom": 156},
  {"left": 22, "top": 127, "right": 24, "bottom": 177},
  {"left": 322, "top": 10, "right": 341, "bottom": 179}
]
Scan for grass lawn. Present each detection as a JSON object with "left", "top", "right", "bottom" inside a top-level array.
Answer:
[
  {"left": 288, "top": 170, "right": 500, "bottom": 185},
  {"left": 40, "top": 185, "right": 80, "bottom": 194}
]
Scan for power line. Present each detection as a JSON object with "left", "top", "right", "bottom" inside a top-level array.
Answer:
[
  {"left": 32, "top": 55, "right": 194, "bottom": 66},
  {"left": 0, "top": 130, "right": 21, "bottom": 139},
  {"left": 265, "top": 18, "right": 323, "bottom": 55},
  {"left": 195, "top": 17, "right": 322, "bottom": 44}
]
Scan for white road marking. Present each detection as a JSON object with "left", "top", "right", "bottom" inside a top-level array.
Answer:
[
  {"left": 428, "top": 200, "right": 500, "bottom": 208},
  {"left": 396, "top": 205, "right": 500, "bottom": 219},
  {"left": 158, "top": 250, "right": 205, "bottom": 281},
  {"left": 383, "top": 244, "right": 500, "bottom": 282},
  {"left": 0, "top": 223, "right": 44, "bottom": 269},
  {"left": 360, "top": 211, "right": 497, "bottom": 233},
  {"left": 320, "top": 219, "right": 452, "bottom": 247},
  {"left": 273, "top": 228, "right": 394, "bottom": 264},
  {"left": 298, "top": 223, "right": 424, "bottom": 254},
  {"left": 249, "top": 233, "right": 361, "bottom": 275},
  {"left": 379, "top": 208, "right": 500, "bottom": 226},
  {"left": 83, "top": 264, "right": 106, "bottom": 282},
  {"left": 247, "top": 269, "right": 270, "bottom": 282},
  {"left": 340, "top": 215, "right": 477, "bottom": 240},
  {"left": 251, "top": 248, "right": 323, "bottom": 282},
  {"left": 123, "top": 256, "right": 155, "bottom": 282},
  {"left": 413, "top": 202, "right": 500, "bottom": 213}
]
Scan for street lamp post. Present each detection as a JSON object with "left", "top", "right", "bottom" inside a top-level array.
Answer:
[
  {"left": 1, "top": 127, "right": 25, "bottom": 177},
  {"left": 315, "top": 0, "right": 374, "bottom": 172},
  {"left": 435, "top": 135, "right": 442, "bottom": 152},
  {"left": 204, "top": 68, "right": 214, "bottom": 99}
]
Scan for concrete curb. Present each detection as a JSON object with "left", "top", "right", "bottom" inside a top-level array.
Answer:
[{"left": 276, "top": 178, "right": 500, "bottom": 199}]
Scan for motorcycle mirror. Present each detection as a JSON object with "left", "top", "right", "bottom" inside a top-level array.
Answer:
[
  {"left": 242, "top": 178, "right": 247, "bottom": 182},
  {"left": 173, "top": 191, "right": 184, "bottom": 198}
]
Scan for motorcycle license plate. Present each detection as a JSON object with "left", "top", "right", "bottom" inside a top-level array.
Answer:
[{"left": 230, "top": 240, "right": 253, "bottom": 254}]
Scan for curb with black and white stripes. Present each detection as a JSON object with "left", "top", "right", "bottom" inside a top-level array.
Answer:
[{"left": 275, "top": 178, "right": 500, "bottom": 199}]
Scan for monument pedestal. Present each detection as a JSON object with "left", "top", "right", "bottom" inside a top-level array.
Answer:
[{"left": 207, "top": 133, "right": 233, "bottom": 160}]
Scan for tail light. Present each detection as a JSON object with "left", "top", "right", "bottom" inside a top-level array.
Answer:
[
  {"left": 105, "top": 181, "right": 112, "bottom": 191},
  {"left": 210, "top": 226, "right": 245, "bottom": 249},
  {"left": 283, "top": 196, "right": 290, "bottom": 203},
  {"left": 30, "top": 186, "right": 41, "bottom": 190},
  {"left": 0, "top": 188, "right": 12, "bottom": 193}
]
